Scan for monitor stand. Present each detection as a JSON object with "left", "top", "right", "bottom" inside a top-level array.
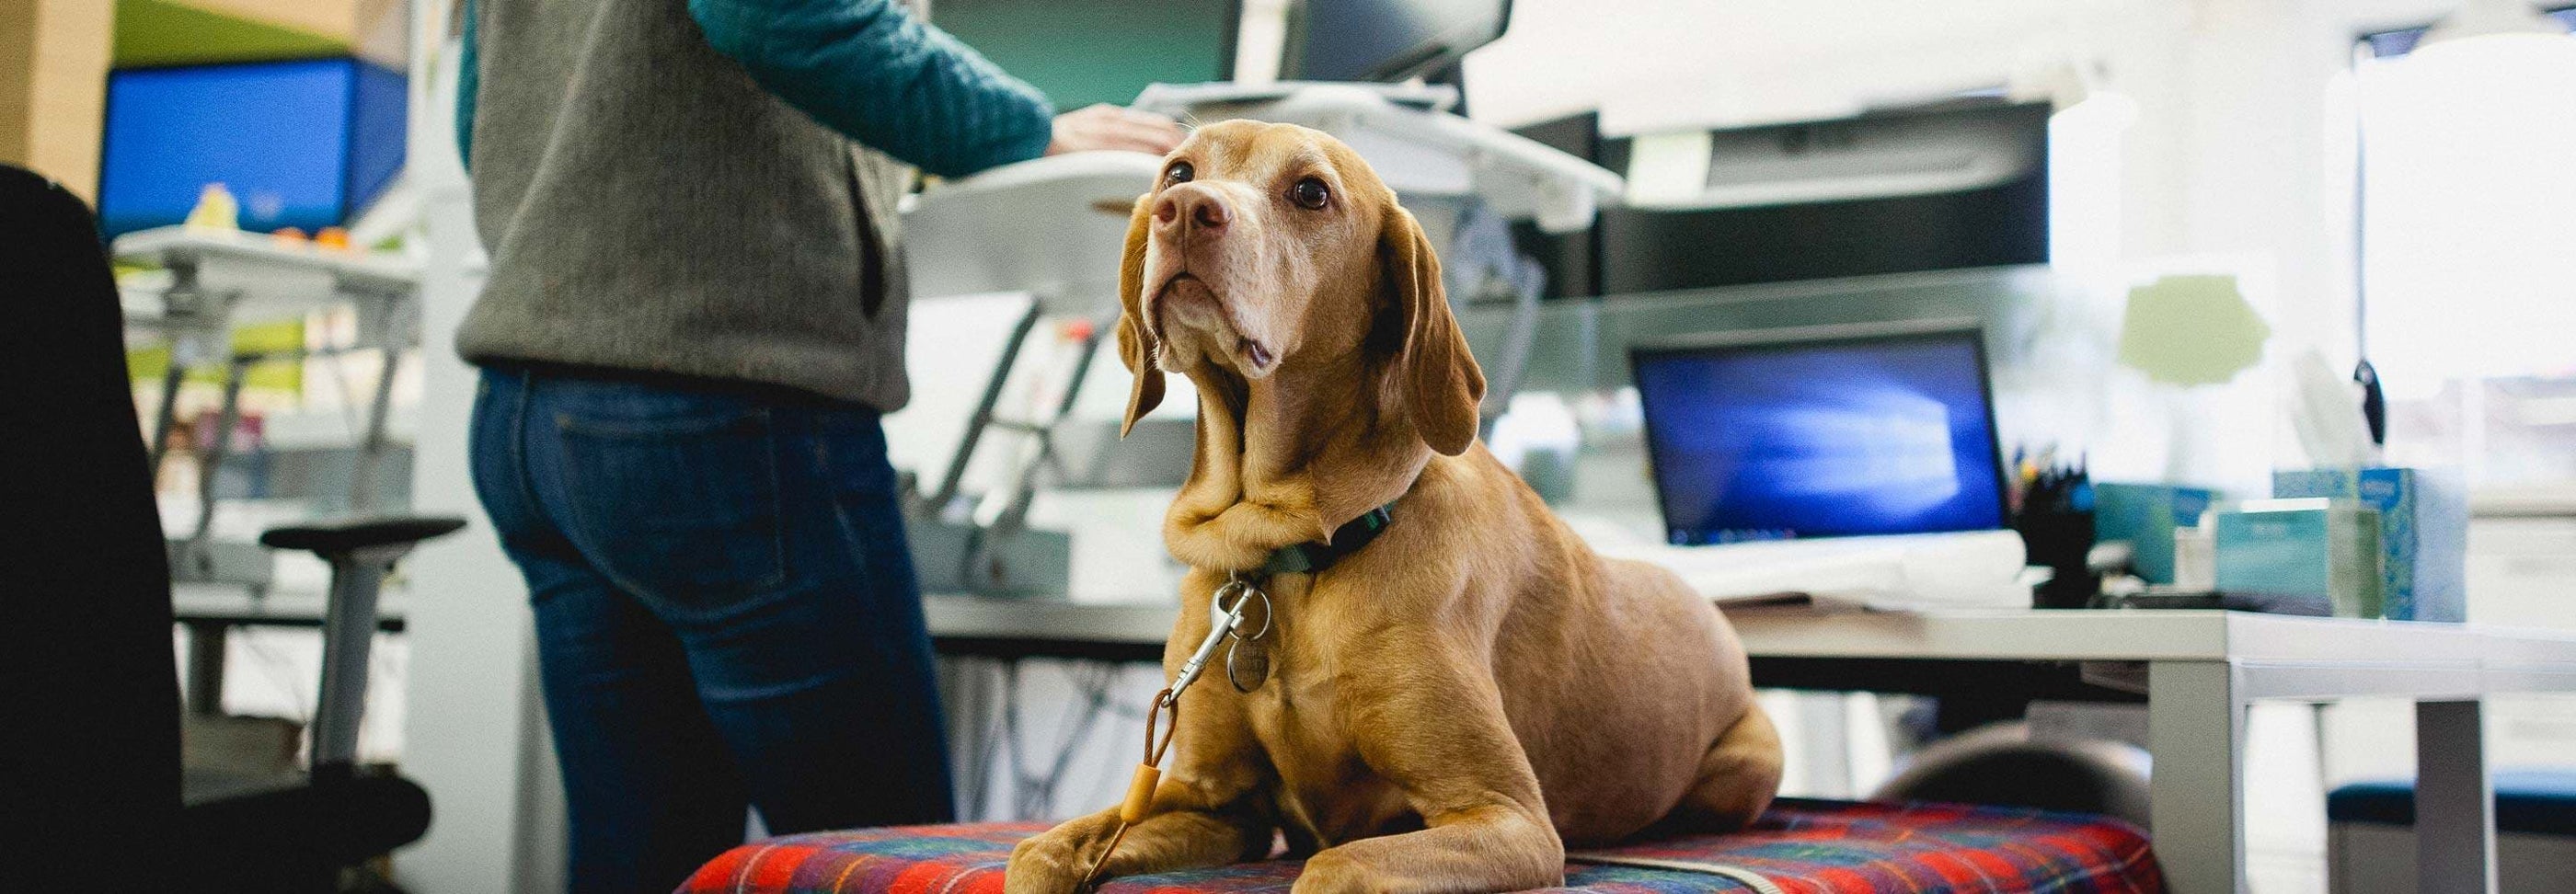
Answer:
[
  {"left": 1130, "top": 80, "right": 1622, "bottom": 235},
  {"left": 1133, "top": 80, "right": 1460, "bottom": 114}
]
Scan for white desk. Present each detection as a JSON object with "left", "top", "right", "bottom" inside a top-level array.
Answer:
[
  {"left": 172, "top": 581, "right": 410, "bottom": 630},
  {"left": 921, "top": 598, "right": 2576, "bottom": 894},
  {"left": 117, "top": 227, "right": 426, "bottom": 567},
  {"left": 171, "top": 581, "right": 409, "bottom": 716},
  {"left": 115, "top": 225, "right": 420, "bottom": 315}
]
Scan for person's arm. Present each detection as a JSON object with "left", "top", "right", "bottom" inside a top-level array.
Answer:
[
  {"left": 454, "top": 0, "right": 477, "bottom": 171},
  {"left": 688, "top": 0, "right": 1055, "bottom": 178}
]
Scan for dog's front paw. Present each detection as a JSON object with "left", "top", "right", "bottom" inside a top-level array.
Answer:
[
  {"left": 1291, "top": 825, "right": 1564, "bottom": 894},
  {"left": 1291, "top": 848, "right": 1396, "bottom": 894},
  {"left": 1006, "top": 813, "right": 1117, "bottom": 894}
]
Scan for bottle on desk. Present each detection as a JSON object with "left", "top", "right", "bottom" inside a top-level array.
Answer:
[{"left": 184, "top": 183, "right": 238, "bottom": 232}]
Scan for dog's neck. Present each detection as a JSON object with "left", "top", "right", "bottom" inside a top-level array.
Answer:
[{"left": 1160, "top": 350, "right": 1431, "bottom": 572}]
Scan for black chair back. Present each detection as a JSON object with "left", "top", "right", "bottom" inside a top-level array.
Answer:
[{"left": 0, "top": 166, "right": 184, "bottom": 883}]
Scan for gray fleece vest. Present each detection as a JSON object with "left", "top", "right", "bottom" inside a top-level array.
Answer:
[{"left": 456, "top": 0, "right": 916, "bottom": 410}]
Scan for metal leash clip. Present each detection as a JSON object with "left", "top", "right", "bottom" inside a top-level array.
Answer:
[{"left": 1167, "top": 579, "right": 1254, "bottom": 704}]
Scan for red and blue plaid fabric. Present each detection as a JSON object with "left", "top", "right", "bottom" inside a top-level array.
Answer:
[{"left": 680, "top": 798, "right": 2163, "bottom": 894}]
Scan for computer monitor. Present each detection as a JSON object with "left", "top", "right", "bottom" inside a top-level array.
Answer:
[
  {"left": 1280, "top": 0, "right": 1511, "bottom": 83},
  {"left": 1596, "top": 101, "right": 2053, "bottom": 295},
  {"left": 97, "top": 58, "right": 407, "bottom": 239},
  {"left": 933, "top": 0, "right": 1238, "bottom": 110},
  {"left": 1631, "top": 322, "right": 2008, "bottom": 544}
]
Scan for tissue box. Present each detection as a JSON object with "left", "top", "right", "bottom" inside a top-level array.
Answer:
[
  {"left": 2214, "top": 499, "right": 2382, "bottom": 618},
  {"left": 2271, "top": 467, "right": 2468, "bottom": 622},
  {"left": 2095, "top": 483, "right": 2217, "bottom": 584}
]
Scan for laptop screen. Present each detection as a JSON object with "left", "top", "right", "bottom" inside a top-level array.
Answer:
[{"left": 1632, "top": 325, "right": 2008, "bottom": 544}]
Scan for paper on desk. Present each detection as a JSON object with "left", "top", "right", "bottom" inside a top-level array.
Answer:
[{"left": 1566, "top": 519, "right": 2031, "bottom": 612}]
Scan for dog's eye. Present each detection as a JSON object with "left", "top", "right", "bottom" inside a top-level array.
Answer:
[
  {"left": 1164, "top": 162, "right": 1193, "bottom": 187},
  {"left": 1291, "top": 177, "right": 1330, "bottom": 210}
]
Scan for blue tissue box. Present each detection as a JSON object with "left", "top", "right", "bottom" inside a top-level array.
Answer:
[
  {"left": 2214, "top": 499, "right": 2382, "bottom": 618},
  {"left": 2271, "top": 467, "right": 2468, "bottom": 622},
  {"left": 2095, "top": 483, "right": 2217, "bottom": 584}
]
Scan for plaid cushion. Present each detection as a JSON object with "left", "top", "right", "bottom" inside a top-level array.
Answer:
[{"left": 681, "top": 798, "right": 2163, "bottom": 894}]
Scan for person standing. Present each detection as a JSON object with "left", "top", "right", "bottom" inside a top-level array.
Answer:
[{"left": 452, "top": 0, "right": 1182, "bottom": 889}]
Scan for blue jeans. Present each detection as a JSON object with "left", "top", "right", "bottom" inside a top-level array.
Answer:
[{"left": 468, "top": 368, "right": 953, "bottom": 894}]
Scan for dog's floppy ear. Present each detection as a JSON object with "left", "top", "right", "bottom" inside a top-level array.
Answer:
[
  {"left": 1379, "top": 204, "right": 1485, "bottom": 455},
  {"left": 1115, "top": 193, "right": 1166, "bottom": 437}
]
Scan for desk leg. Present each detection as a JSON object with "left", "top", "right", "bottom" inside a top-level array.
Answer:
[
  {"left": 185, "top": 622, "right": 228, "bottom": 716},
  {"left": 2415, "top": 700, "right": 2495, "bottom": 894},
  {"left": 146, "top": 361, "right": 187, "bottom": 476},
  {"left": 2150, "top": 660, "right": 2246, "bottom": 894},
  {"left": 937, "top": 655, "right": 1001, "bottom": 821}
]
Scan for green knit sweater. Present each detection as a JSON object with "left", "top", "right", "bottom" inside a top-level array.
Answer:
[
  {"left": 451, "top": 0, "right": 1054, "bottom": 408},
  {"left": 457, "top": 0, "right": 1055, "bottom": 177}
]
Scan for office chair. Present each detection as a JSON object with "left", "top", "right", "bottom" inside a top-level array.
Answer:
[
  {"left": 1872, "top": 720, "right": 2153, "bottom": 828},
  {"left": 2, "top": 164, "right": 458, "bottom": 891}
]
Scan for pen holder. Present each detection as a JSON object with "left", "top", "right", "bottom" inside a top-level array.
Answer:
[{"left": 2017, "top": 508, "right": 2098, "bottom": 609}]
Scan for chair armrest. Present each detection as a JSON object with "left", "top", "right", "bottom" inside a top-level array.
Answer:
[{"left": 260, "top": 515, "right": 466, "bottom": 556}]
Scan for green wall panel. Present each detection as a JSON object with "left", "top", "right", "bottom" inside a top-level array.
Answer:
[
  {"left": 114, "top": 0, "right": 347, "bottom": 68},
  {"left": 934, "top": 0, "right": 1233, "bottom": 111}
]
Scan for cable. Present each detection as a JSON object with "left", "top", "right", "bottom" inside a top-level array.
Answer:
[
  {"left": 1029, "top": 662, "right": 1120, "bottom": 817},
  {"left": 984, "top": 659, "right": 1139, "bottom": 820},
  {"left": 236, "top": 627, "right": 315, "bottom": 724}
]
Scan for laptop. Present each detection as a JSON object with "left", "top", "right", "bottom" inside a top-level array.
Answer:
[{"left": 1630, "top": 320, "right": 2010, "bottom": 546}]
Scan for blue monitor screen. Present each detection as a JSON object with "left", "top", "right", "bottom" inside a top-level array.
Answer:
[
  {"left": 99, "top": 58, "right": 407, "bottom": 238},
  {"left": 1633, "top": 329, "right": 2007, "bottom": 544}
]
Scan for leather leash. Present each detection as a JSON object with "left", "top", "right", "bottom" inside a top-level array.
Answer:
[
  {"left": 1075, "top": 500, "right": 1397, "bottom": 890},
  {"left": 1079, "top": 577, "right": 1258, "bottom": 889}
]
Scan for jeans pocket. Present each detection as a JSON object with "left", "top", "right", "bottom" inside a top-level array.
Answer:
[{"left": 555, "top": 407, "right": 789, "bottom": 602}]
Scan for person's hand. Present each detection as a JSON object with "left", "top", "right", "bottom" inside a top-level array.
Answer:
[{"left": 1046, "top": 104, "right": 1185, "bottom": 156}]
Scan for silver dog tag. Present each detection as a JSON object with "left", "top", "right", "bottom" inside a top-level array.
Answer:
[
  {"left": 1225, "top": 584, "right": 1272, "bottom": 693},
  {"left": 1226, "top": 639, "right": 1271, "bottom": 693}
]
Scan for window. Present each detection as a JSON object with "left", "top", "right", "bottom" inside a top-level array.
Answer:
[{"left": 2354, "top": 13, "right": 2576, "bottom": 487}]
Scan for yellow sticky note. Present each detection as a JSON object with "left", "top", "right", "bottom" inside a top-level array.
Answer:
[{"left": 2118, "top": 274, "right": 2271, "bottom": 385}]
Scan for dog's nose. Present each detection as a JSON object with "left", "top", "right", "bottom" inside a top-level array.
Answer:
[{"left": 1154, "top": 184, "right": 1231, "bottom": 235}]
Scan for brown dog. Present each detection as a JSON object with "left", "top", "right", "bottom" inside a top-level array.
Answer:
[{"left": 1005, "top": 120, "right": 1782, "bottom": 894}]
